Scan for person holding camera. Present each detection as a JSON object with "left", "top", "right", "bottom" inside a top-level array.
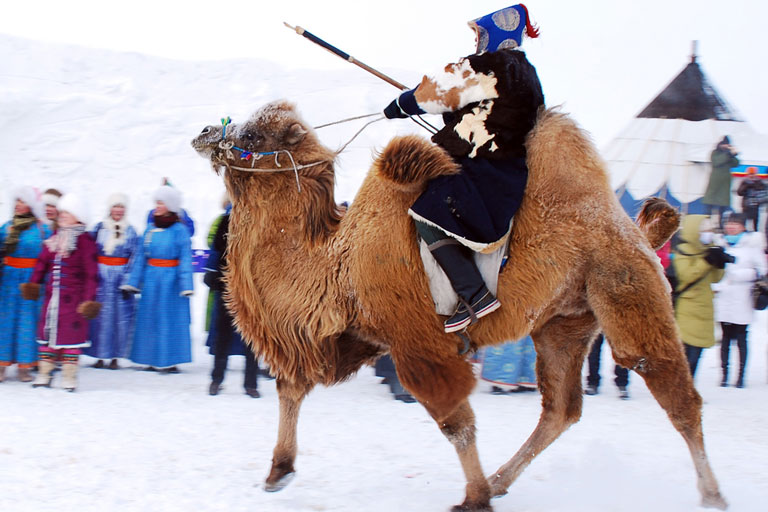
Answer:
[
  {"left": 671, "top": 215, "right": 727, "bottom": 378},
  {"left": 712, "top": 213, "right": 767, "bottom": 388}
]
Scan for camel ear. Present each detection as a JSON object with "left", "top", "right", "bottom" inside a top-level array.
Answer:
[{"left": 285, "top": 123, "right": 307, "bottom": 145}]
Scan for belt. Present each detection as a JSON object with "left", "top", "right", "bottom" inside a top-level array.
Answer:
[
  {"left": 98, "top": 256, "right": 129, "bottom": 266},
  {"left": 148, "top": 258, "right": 179, "bottom": 267},
  {"left": 4, "top": 256, "right": 38, "bottom": 268}
]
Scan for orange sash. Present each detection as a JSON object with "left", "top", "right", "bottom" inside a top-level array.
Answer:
[
  {"left": 148, "top": 258, "right": 179, "bottom": 267},
  {"left": 4, "top": 256, "right": 37, "bottom": 268},
  {"left": 98, "top": 256, "right": 129, "bottom": 266}
]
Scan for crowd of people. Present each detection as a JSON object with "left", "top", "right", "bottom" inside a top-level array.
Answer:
[{"left": 0, "top": 183, "right": 267, "bottom": 395}]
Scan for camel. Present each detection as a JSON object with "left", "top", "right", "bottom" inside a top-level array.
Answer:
[{"left": 191, "top": 100, "right": 727, "bottom": 511}]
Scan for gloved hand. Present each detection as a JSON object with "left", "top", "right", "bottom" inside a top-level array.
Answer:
[
  {"left": 704, "top": 246, "right": 735, "bottom": 269},
  {"left": 383, "top": 99, "right": 408, "bottom": 119},
  {"left": 119, "top": 284, "right": 140, "bottom": 300},
  {"left": 20, "top": 282, "right": 41, "bottom": 301},
  {"left": 121, "top": 290, "right": 133, "bottom": 300},
  {"left": 203, "top": 271, "right": 223, "bottom": 291},
  {"left": 77, "top": 301, "right": 102, "bottom": 320}
]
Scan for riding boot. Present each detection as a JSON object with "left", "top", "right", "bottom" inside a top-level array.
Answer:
[
  {"left": 32, "top": 360, "right": 55, "bottom": 388},
  {"left": 429, "top": 240, "right": 501, "bottom": 333}
]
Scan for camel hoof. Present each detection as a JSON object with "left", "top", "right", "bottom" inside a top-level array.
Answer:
[
  {"left": 263, "top": 471, "right": 295, "bottom": 492},
  {"left": 701, "top": 493, "right": 728, "bottom": 510},
  {"left": 450, "top": 500, "right": 493, "bottom": 512}
]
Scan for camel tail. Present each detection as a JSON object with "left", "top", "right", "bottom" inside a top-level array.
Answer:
[
  {"left": 374, "top": 135, "right": 459, "bottom": 192},
  {"left": 635, "top": 197, "right": 680, "bottom": 250}
]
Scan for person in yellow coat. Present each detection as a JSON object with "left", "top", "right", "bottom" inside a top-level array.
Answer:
[{"left": 671, "top": 215, "right": 728, "bottom": 377}]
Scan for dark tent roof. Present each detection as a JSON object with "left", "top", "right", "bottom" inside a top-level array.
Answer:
[{"left": 637, "top": 53, "right": 741, "bottom": 122}]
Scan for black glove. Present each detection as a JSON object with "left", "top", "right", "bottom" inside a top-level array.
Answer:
[
  {"left": 121, "top": 290, "right": 133, "bottom": 300},
  {"left": 204, "top": 271, "right": 224, "bottom": 291},
  {"left": 383, "top": 99, "right": 408, "bottom": 119},
  {"left": 704, "top": 246, "right": 735, "bottom": 269}
]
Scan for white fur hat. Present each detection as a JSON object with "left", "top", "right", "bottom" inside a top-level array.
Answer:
[
  {"left": 57, "top": 193, "right": 90, "bottom": 225},
  {"left": 153, "top": 185, "right": 182, "bottom": 213},
  {"left": 12, "top": 186, "right": 46, "bottom": 220},
  {"left": 106, "top": 192, "right": 129, "bottom": 212},
  {"left": 41, "top": 189, "right": 63, "bottom": 207}
]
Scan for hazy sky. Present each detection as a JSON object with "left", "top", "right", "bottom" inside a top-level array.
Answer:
[{"left": 2, "top": 0, "right": 767, "bottom": 146}]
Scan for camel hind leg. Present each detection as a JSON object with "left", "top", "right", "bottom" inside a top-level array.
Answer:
[
  {"left": 589, "top": 272, "right": 727, "bottom": 509},
  {"left": 487, "top": 312, "right": 597, "bottom": 498}
]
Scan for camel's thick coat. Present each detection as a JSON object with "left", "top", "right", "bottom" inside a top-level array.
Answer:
[{"left": 191, "top": 101, "right": 726, "bottom": 512}]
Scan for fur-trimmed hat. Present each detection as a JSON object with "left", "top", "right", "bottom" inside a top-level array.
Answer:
[
  {"left": 106, "top": 192, "right": 129, "bottom": 211},
  {"left": 57, "top": 193, "right": 90, "bottom": 225},
  {"left": 153, "top": 185, "right": 182, "bottom": 213},
  {"left": 42, "top": 188, "right": 63, "bottom": 207},
  {"left": 12, "top": 186, "right": 45, "bottom": 220},
  {"left": 468, "top": 4, "right": 539, "bottom": 54}
]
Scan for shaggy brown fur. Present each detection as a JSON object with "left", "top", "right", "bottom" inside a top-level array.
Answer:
[{"left": 191, "top": 102, "right": 726, "bottom": 511}]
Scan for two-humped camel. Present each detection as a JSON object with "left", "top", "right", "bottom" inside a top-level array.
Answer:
[{"left": 191, "top": 100, "right": 726, "bottom": 511}]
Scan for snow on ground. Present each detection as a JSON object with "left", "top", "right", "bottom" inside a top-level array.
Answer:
[{"left": 1, "top": 35, "right": 767, "bottom": 512}]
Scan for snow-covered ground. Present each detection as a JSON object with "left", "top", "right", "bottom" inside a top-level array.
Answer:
[{"left": 1, "top": 35, "right": 767, "bottom": 512}]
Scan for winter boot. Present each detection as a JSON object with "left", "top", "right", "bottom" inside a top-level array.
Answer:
[
  {"left": 617, "top": 386, "right": 630, "bottom": 400},
  {"left": 0, "top": 366, "right": 6, "bottom": 383},
  {"left": 17, "top": 367, "right": 34, "bottom": 382},
  {"left": 32, "top": 360, "right": 55, "bottom": 388},
  {"left": 429, "top": 241, "right": 501, "bottom": 333},
  {"left": 735, "top": 365, "right": 745, "bottom": 389},
  {"left": 61, "top": 363, "right": 79, "bottom": 392},
  {"left": 584, "top": 384, "right": 598, "bottom": 396},
  {"left": 720, "top": 367, "right": 728, "bottom": 387}
]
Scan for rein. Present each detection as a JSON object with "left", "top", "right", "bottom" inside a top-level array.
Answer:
[{"left": 215, "top": 113, "right": 385, "bottom": 193}]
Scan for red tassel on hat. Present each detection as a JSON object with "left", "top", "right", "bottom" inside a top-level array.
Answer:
[{"left": 518, "top": 4, "right": 540, "bottom": 38}]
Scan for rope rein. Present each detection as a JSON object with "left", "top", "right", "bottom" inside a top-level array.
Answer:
[{"left": 214, "top": 111, "right": 426, "bottom": 192}]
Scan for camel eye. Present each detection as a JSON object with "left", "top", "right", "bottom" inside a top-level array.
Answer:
[
  {"left": 243, "top": 131, "right": 256, "bottom": 141},
  {"left": 200, "top": 126, "right": 212, "bottom": 135}
]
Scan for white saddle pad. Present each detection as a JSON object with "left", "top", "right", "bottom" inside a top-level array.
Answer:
[{"left": 419, "top": 238, "right": 507, "bottom": 315}]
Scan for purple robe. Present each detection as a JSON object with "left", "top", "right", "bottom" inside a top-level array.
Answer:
[{"left": 30, "top": 232, "right": 99, "bottom": 348}]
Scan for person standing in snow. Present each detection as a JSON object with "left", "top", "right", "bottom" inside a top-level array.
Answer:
[
  {"left": 21, "top": 194, "right": 100, "bottom": 391},
  {"left": 382, "top": 4, "right": 544, "bottom": 333},
  {"left": 481, "top": 336, "right": 537, "bottom": 395},
  {"left": 122, "top": 185, "right": 193, "bottom": 373},
  {"left": 204, "top": 206, "right": 261, "bottom": 398},
  {"left": 41, "top": 188, "right": 62, "bottom": 231},
  {"left": 736, "top": 167, "right": 767, "bottom": 232},
  {"left": 711, "top": 213, "right": 767, "bottom": 388},
  {"left": 145, "top": 178, "right": 195, "bottom": 237},
  {"left": 671, "top": 215, "right": 728, "bottom": 377},
  {"left": 702, "top": 136, "right": 740, "bottom": 228},
  {"left": 0, "top": 187, "right": 51, "bottom": 383},
  {"left": 84, "top": 193, "right": 138, "bottom": 370}
]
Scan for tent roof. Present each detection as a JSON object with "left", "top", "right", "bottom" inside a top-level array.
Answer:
[{"left": 636, "top": 54, "right": 741, "bottom": 122}]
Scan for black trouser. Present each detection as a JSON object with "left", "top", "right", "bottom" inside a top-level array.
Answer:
[
  {"left": 744, "top": 206, "right": 760, "bottom": 232},
  {"left": 586, "top": 333, "right": 629, "bottom": 388},
  {"left": 720, "top": 322, "right": 748, "bottom": 381},
  {"left": 683, "top": 343, "right": 703, "bottom": 377},
  {"left": 375, "top": 355, "right": 409, "bottom": 396},
  {"left": 211, "top": 297, "right": 258, "bottom": 389}
]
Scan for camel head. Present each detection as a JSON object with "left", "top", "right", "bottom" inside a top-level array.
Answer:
[{"left": 192, "top": 100, "right": 341, "bottom": 243}]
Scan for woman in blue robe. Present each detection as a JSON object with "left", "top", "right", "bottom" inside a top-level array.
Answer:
[
  {"left": 0, "top": 187, "right": 51, "bottom": 382},
  {"left": 122, "top": 186, "right": 193, "bottom": 372},
  {"left": 84, "top": 194, "right": 138, "bottom": 369}
]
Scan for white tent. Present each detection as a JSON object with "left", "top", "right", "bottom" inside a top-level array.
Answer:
[{"left": 604, "top": 44, "right": 768, "bottom": 216}]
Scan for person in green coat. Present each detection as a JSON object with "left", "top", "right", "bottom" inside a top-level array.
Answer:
[
  {"left": 702, "top": 136, "right": 740, "bottom": 227},
  {"left": 672, "top": 215, "right": 729, "bottom": 377}
]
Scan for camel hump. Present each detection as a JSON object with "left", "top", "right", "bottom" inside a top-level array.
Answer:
[
  {"left": 374, "top": 135, "right": 460, "bottom": 191},
  {"left": 635, "top": 197, "right": 681, "bottom": 250}
]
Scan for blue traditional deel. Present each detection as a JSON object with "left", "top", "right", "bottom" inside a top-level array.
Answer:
[{"left": 468, "top": 3, "right": 539, "bottom": 54}]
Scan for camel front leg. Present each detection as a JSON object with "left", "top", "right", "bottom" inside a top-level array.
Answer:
[
  {"left": 488, "top": 313, "right": 596, "bottom": 498},
  {"left": 264, "top": 377, "right": 313, "bottom": 492},
  {"left": 439, "top": 400, "right": 493, "bottom": 512}
]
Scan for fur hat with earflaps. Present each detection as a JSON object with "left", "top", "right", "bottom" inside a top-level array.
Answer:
[
  {"left": 42, "top": 188, "right": 63, "bottom": 208},
  {"left": 153, "top": 185, "right": 182, "bottom": 213},
  {"left": 57, "top": 193, "right": 91, "bottom": 225},
  {"left": 106, "top": 193, "right": 129, "bottom": 214},
  {"left": 12, "top": 186, "right": 46, "bottom": 220},
  {"left": 468, "top": 4, "right": 539, "bottom": 54}
]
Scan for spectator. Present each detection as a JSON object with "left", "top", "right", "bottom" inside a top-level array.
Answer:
[
  {"left": 481, "top": 336, "right": 537, "bottom": 394},
  {"left": 204, "top": 207, "right": 261, "bottom": 398},
  {"left": 702, "top": 136, "right": 740, "bottom": 228},
  {"left": 736, "top": 168, "right": 767, "bottom": 232},
  {"left": 84, "top": 193, "right": 139, "bottom": 370},
  {"left": 584, "top": 334, "right": 629, "bottom": 399},
  {"left": 42, "top": 188, "right": 62, "bottom": 230},
  {"left": 145, "top": 178, "right": 195, "bottom": 236},
  {"left": 205, "top": 193, "right": 230, "bottom": 332},
  {"left": 122, "top": 185, "right": 193, "bottom": 373},
  {"left": 21, "top": 194, "right": 100, "bottom": 391},
  {"left": 671, "top": 215, "right": 727, "bottom": 377},
  {"left": 712, "top": 213, "right": 767, "bottom": 388},
  {"left": 0, "top": 187, "right": 51, "bottom": 382}
]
